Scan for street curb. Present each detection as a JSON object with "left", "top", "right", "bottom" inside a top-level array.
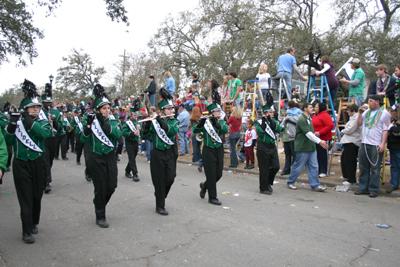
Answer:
[{"left": 174, "top": 158, "right": 400, "bottom": 199}]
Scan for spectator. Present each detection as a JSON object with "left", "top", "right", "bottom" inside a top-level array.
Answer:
[
  {"left": 129, "top": 95, "right": 135, "bottom": 106},
  {"left": 340, "top": 58, "right": 365, "bottom": 107},
  {"left": 211, "top": 79, "right": 222, "bottom": 106},
  {"left": 196, "top": 96, "right": 208, "bottom": 113},
  {"left": 256, "top": 64, "right": 271, "bottom": 106},
  {"left": 386, "top": 64, "right": 400, "bottom": 97},
  {"left": 314, "top": 55, "right": 340, "bottom": 102},
  {"left": 291, "top": 87, "right": 300, "bottom": 101},
  {"left": 165, "top": 71, "right": 175, "bottom": 97},
  {"left": 221, "top": 73, "right": 230, "bottom": 105},
  {"left": 177, "top": 104, "right": 190, "bottom": 156},
  {"left": 276, "top": 47, "right": 307, "bottom": 101},
  {"left": 312, "top": 102, "right": 334, "bottom": 178},
  {"left": 237, "top": 144, "right": 246, "bottom": 163},
  {"left": 243, "top": 120, "right": 257, "bottom": 169},
  {"left": 183, "top": 87, "right": 194, "bottom": 111},
  {"left": 227, "top": 106, "right": 242, "bottom": 168},
  {"left": 355, "top": 95, "right": 391, "bottom": 197},
  {"left": 371, "top": 64, "right": 397, "bottom": 106},
  {"left": 340, "top": 103, "right": 362, "bottom": 185},
  {"left": 227, "top": 71, "right": 242, "bottom": 108},
  {"left": 385, "top": 104, "right": 400, "bottom": 193},
  {"left": 79, "top": 97, "right": 85, "bottom": 106},
  {"left": 190, "top": 107, "right": 203, "bottom": 165},
  {"left": 286, "top": 102, "right": 328, "bottom": 191},
  {"left": 145, "top": 75, "right": 157, "bottom": 106},
  {"left": 281, "top": 101, "right": 302, "bottom": 175},
  {"left": 174, "top": 93, "right": 181, "bottom": 107}
]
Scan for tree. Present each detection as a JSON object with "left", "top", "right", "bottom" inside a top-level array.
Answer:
[
  {"left": 56, "top": 48, "right": 106, "bottom": 97},
  {"left": 0, "top": 0, "right": 129, "bottom": 67}
]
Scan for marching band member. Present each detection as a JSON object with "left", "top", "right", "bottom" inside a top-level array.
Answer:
[
  {"left": 111, "top": 105, "right": 124, "bottom": 162},
  {"left": 0, "top": 102, "right": 13, "bottom": 173},
  {"left": 141, "top": 88, "right": 179, "bottom": 216},
  {"left": 81, "top": 84, "right": 122, "bottom": 228},
  {"left": 122, "top": 99, "right": 141, "bottom": 182},
  {"left": 193, "top": 103, "right": 228, "bottom": 205},
  {"left": 54, "top": 111, "right": 69, "bottom": 160},
  {"left": 40, "top": 83, "right": 63, "bottom": 193},
  {"left": 255, "top": 105, "right": 282, "bottom": 195},
  {"left": 4, "top": 80, "right": 52, "bottom": 243}
]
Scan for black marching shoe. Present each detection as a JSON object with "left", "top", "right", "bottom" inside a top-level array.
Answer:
[
  {"left": 247, "top": 164, "right": 254, "bottom": 169},
  {"left": 62, "top": 157, "right": 69, "bottom": 160},
  {"left": 76, "top": 161, "right": 81, "bottom": 165},
  {"left": 132, "top": 174, "right": 140, "bottom": 182},
  {"left": 96, "top": 219, "right": 109, "bottom": 228},
  {"left": 268, "top": 184, "right": 274, "bottom": 192},
  {"left": 85, "top": 175, "right": 92, "bottom": 182},
  {"left": 32, "top": 225, "right": 38, "bottom": 234},
  {"left": 199, "top": 183, "right": 206, "bottom": 199},
  {"left": 198, "top": 166, "right": 202, "bottom": 172},
  {"left": 44, "top": 184, "right": 51, "bottom": 193},
  {"left": 156, "top": 207, "right": 169, "bottom": 216},
  {"left": 260, "top": 190, "right": 272, "bottom": 195},
  {"left": 125, "top": 172, "right": 133, "bottom": 178},
  {"left": 208, "top": 198, "right": 222, "bottom": 205},
  {"left": 22, "top": 232, "right": 35, "bottom": 244}
]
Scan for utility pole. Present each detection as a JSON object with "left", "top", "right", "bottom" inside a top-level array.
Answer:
[
  {"left": 307, "top": 0, "right": 314, "bottom": 85},
  {"left": 119, "top": 50, "right": 128, "bottom": 93}
]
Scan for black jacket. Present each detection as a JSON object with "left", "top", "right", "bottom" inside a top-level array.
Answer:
[
  {"left": 145, "top": 80, "right": 156, "bottom": 95},
  {"left": 388, "top": 119, "right": 400, "bottom": 150}
]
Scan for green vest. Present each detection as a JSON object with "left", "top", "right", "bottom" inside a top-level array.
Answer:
[
  {"left": 80, "top": 117, "right": 122, "bottom": 155},
  {"left": 192, "top": 120, "right": 229, "bottom": 149},
  {"left": 122, "top": 119, "right": 140, "bottom": 142},
  {"left": 255, "top": 119, "right": 281, "bottom": 144},
  {"left": 141, "top": 118, "right": 179, "bottom": 150},
  {"left": 0, "top": 130, "right": 8, "bottom": 171},
  {"left": 4, "top": 118, "right": 52, "bottom": 161}
]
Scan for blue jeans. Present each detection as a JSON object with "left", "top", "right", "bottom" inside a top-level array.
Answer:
[
  {"left": 287, "top": 151, "right": 321, "bottom": 189},
  {"left": 390, "top": 149, "right": 400, "bottom": 188},
  {"left": 184, "top": 100, "right": 194, "bottom": 111},
  {"left": 198, "top": 159, "right": 203, "bottom": 167},
  {"left": 237, "top": 151, "right": 246, "bottom": 162},
  {"left": 149, "top": 94, "right": 156, "bottom": 107},
  {"left": 358, "top": 144, "right": 383, "bottom": 194},
  {"left": 276, "top": 72, "right": 292, "bottom": 99},
  {"left": 141, "top": 141, "right": 146, "bottom": 152},
  {"left": 178, "top": 131, "right": 190, "bottom": 154},
  {"left": 192, "top": 137, "right": 202, "bottom": 162},
  {"left": 229, "top": 131, "right": 240, "bottom": 166},
  {"left": 349, "top": 96, "right": 364, "bottom": 107},
  {"left": 145, "top": 139, "right": 153, "bottom": 161},
  {"left": 234, "top": 98, "right": 243, "bottom": 108}
]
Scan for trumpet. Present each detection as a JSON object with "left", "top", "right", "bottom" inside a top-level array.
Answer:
[{"left": 137, "top": 114, "right": 175, "bottom": 123}]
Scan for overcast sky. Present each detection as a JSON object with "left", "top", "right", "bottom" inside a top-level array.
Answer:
[{"left": 0, "top": 0, "right": 198, "bottom": 94}]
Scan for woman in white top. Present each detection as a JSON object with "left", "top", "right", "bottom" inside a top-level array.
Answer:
[{"left": 256, "top": 64, "right": 271, "bottom": 108}]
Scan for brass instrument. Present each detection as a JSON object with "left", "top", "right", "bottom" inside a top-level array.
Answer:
[
  {"left": 137, "top": 114, "right": 175, "bottom": 123},
  {"left": 196, "top": 132, "right": 204, "bottom": 142}
]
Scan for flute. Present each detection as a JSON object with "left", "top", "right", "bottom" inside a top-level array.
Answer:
[
  {"left": 11, "top": 112, "right": 39, "bottom": 116},
  {"left": 137, "top": 114, "right": 175, "bottom": 123}
]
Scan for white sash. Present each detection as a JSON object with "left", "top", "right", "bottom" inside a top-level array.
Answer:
[
  {"left": 109, "top": 115, "right": 116, "bottom": 120},
  {"left": 257, "top": 119, "right": 276, "bottom": 139},
  {"left": 152, "top": 120, "right": 174, "bottom": 145},
  {"left": 126, "top": 120, "right": 137, "bottom": 133},
  {"left": 39, "top": 109, "right": 48, "bottom": 121},
  {"left": 15, "top": 120, "right": 43, "bottom": 152},
  {"left": 91, "top": 118, "right": 115, "bottom": 148},
  {"left": 63, "top": 117, "right": 70, "bottom": 127},
  {"left": 204, "top": 119, "right": 222, "bottom": 143},
  {"left": 74, "top": 116, "right": 83, "bottom": 132}
]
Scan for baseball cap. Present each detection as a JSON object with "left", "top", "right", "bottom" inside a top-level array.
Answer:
[{"left": 349, "top": 58, "right": 361, "bottom": 64}]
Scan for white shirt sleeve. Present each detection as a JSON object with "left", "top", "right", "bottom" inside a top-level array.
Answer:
[
  {"left": 316, "top": 63, "right": 331, "bottom": 74},
  {"left": 305, "top": 131, "right": 322, "bottom": 144}
]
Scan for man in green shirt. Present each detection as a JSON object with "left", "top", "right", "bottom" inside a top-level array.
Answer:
[
  {"left": 227, "top": 71, "right": 243, "bottom": 108},
  {"left": 286, "top": 103, "right": 328, "bottom": 192},
  {"left": 340, "top": 58, "right": 365, "bottom": 107}
]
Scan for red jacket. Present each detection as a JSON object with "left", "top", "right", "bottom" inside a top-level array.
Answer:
[{"left": 311, "top": 110, "right": 334, "bottom": 141}]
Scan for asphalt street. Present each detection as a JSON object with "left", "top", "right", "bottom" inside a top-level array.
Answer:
[{"left": 0, "top": 153, "right": 399, "bottom": 267}]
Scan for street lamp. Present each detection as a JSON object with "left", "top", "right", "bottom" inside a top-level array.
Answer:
[{"left": 49, "top": 74, "right": 54, "bottom": 85}]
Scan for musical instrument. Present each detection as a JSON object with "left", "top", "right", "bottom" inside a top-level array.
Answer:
[
  {"left": 196, "top": 132, "right": 204, "bottom": 142},
  {"left": 11, "top": 112, "right": 39, "bottom": 117},
  {"left": 137, "top": 114, "right": 175, "bottom": 123}
]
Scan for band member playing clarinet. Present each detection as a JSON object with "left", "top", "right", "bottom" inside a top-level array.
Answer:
[
  {"left": 4, "top": 80, "right": 52, "bottom": 243},
  {"left": 193, "top": 103, "right": 229, "bottom": 205},
  {"left": 255, "top": 105, "right": 282, "bottom": 195},
  {"left": 141, "top": 88, "right": 179, "bottom": 216},
  {"left": 122, "top": 99, "right": 141, "bottom": 182},
  {"left": 81, "top": 84, "right": 122, "bottom": 228}
]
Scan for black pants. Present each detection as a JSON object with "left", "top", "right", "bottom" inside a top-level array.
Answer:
[
  {"left": 150, "top": 146, "right": 177, "bottom": 208},
  {"left": 6, "top": 145, "right": 12, "bottom": 167},
  {"left": 88, "top": 151, "right": 118, "bottom": 220},
  {"left": 55, "top": 135, "right": 68, "bottom": 159},
  {"left": 13, "top": 157, "right": 46, "bottom": 234},
  {"left": 83, "top": 142, "right": 91, "bottom": 177},
  {"left": 257, "top": 141, "right": 280, "bottom": 191},
  {"left": 125, "top": 139, "right": 138, "bottom": 175},
  {"left": 115, "top": 136, "right": 124, "bottom": 155},
  {"left": 44, "top": 136, "right": 57, "bottom": 184},
  {"left": 316, "top": 140, "right": 331, "bottom": 175},
  {"left": 202, "top": 145, "right": 224, "bottom": 199},
  {"left": 341, "top": 143, "right": 359, "bottom": 183},
  {"left": 76, "top": 133, "right": 83, "bottom": 163},
  {"left": 67, "top": 130, "right": 75, "bottom": 152},
  {"left": 282, "top": 140, "right": 296, "bottom": 174}
]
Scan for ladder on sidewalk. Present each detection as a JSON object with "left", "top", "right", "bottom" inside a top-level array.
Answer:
[
  {"left": 328, "top": 98, "right": 355, "bottom": 173},
  {"left": 270, "top": 76, "right": 291, "bottom": 119},
  {"left": 243, "top": 80, "right": 264, "bottom": 121}
]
